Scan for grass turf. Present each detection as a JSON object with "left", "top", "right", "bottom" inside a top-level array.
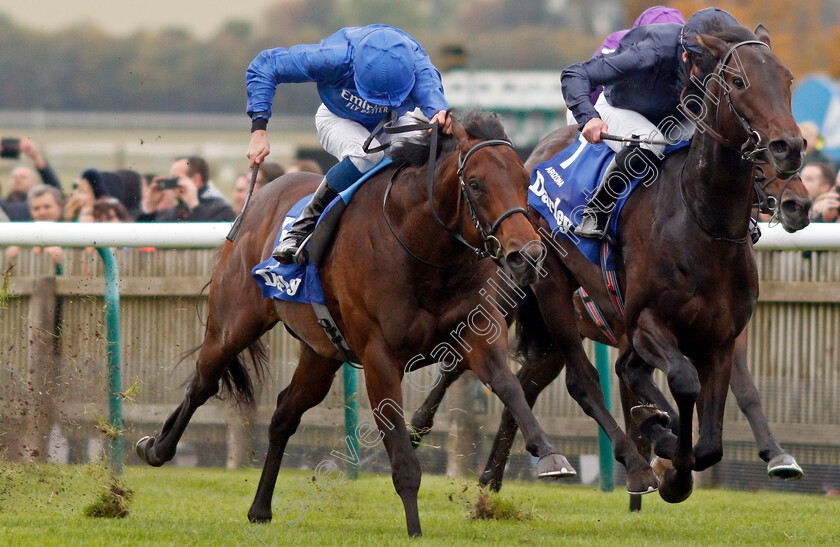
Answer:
[{"left": 0, "top": 463, "right": 837, "bottom": 546}]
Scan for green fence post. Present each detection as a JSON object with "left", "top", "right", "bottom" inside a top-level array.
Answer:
[
  {"left": 595, "top": 342, "right": 614, "bottom": 492},
  {"left": 343, "top": 363, "right": 359, "bottom": 480},
  {"left": 97, "top": 248, "right": 123, "bottom": 475}
]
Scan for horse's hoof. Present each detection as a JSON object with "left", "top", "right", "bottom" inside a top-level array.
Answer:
[
  {"left": 478, "top": 469, "right": 503, "bottom": 492},
  {"left": 247, "top": 510, "right": 272, "bottom": 524},
  {"left": 408, "top": 422, "right": 430, "bottom": 449},
  {"left": 626, "top": 467, "right": 659, "bottom": 495},
  {"left": 658, "top": 467, "right": 693, "bottom": 504},
  {"left": 630, "top": 404, "right": 670, "bottom": 428},
  {"left": 767, "top": 454, "right": 803, "bottom": 481},
  {"left": 537, "top": 453, "right": 576, "bottom": 479},
  {"left": 135, "top": 436, "right": 156, "bottom": 466}
]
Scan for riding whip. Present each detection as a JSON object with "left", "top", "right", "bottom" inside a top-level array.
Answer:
[
  {"left": 226, "top": 163, "right": 260, "bottom": 242},
  {"left": 600, "top": 133, "right": 673, "bottom": 147}
]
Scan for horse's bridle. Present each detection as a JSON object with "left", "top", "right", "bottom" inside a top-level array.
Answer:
[
  {"left": 450, "top": 139, "right": 529, "bottom": 261},
  {"left": 683, "top": 39, "right": 772, "bottom": 163},
  {"left": 374, "top": 116, "right": 528, "bottom": 268},
  {"left": 679, "top": 39, "right": 785, "bottom": 243}
]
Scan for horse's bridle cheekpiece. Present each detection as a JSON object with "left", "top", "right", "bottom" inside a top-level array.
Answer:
[{"left": 373, "top": 114, "right": 528, "bottom": 268}]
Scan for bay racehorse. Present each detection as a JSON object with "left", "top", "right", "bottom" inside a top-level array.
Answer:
[{"left": 135, "top": 111, "right": 576, "bottom": 537}]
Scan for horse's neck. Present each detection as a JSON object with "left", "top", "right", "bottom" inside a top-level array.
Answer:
[
  {"left": 678, "top": 132, "right": 755, "bottom": 241},
  {"left": 393, "top": 153, "right": 475, "bottom": 273}
]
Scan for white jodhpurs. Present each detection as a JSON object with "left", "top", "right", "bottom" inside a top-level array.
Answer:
[{"left": 315, "top": 104, "right": 422, "bottom": 172}]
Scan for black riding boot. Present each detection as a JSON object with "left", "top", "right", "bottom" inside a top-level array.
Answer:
[
  {"left": 272, "top": 177, "right": 338, "bottom": 264},
  {"left": 574, "top": 146, "right": 658, "bottom": 240}
]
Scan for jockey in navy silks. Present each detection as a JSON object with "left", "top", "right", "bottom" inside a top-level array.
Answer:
[
  {"left": 561, "top": 7, "right": 739, "bottom": 240},
  {"left": 566, "top": 5, "right": 686, "bottom": 123},
  {"left": 246, "top": 25, "right": 451, "bottom": 264}
]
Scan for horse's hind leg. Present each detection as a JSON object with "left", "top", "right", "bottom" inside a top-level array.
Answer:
[
  {"left": 248, "top": 343, "right": 342, "bottom": 523},
  {"left": 136, "top": 295, "right": 272, "bottom": 467},
  {"left": 729, "top": 331, "right": 802, "bottom": 480},
  {"left": 478, "top": 354, "right": 564, "bottom": 491},
  {"left": 409, "top": 362, "right": 466, "bottom": 448}
]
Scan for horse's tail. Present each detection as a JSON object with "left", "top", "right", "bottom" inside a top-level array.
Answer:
[
  {"left": 219, "top": 340, "right": 269, "bottom": 407},
  {"left": 177, "top": 276, "right": 270, "bottom": 408},
  {"left": 511, "top": 286, "right": 558, "bottom": 367}
]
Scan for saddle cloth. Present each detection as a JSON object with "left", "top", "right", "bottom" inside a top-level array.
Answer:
[
  {"left": 528, "top": 133, "right": 688, "bottom": 270},
  {"left": 251, "top": 157, "right": 393, "bottom": 304}
]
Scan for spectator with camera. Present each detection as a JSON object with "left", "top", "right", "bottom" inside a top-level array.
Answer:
[
  {"left": 0, "top": 137, "right": 63, "bottom": 221},
  {"left": 140, "top": 156, "right": 235, "bottom": 222}
]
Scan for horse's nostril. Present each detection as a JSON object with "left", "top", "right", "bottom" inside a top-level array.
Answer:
[
  {"left": 506, "top": 252, "right": 525, "bottom": 270},
  {"left": 769, "top": 140, "right": 790, "bottom": 156}
]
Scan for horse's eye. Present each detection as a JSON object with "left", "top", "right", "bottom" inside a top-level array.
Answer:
[
  {"left": 732, "top": 77, "right": 746, "bottom": 90},
  {"left": 469, "top": 179, "right": 480, "bottom": 190}
]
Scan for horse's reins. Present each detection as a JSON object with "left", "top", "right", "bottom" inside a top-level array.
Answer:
[{"left": 367, "top": 113, "right": 526, "bottom": 268}]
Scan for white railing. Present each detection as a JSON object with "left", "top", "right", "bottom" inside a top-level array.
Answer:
[{"left": 0, "top": 221, "right": 838, "bottom": 250}]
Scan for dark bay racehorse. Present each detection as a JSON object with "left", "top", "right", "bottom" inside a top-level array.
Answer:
[
  {"left": 576, "top": 25, "right": 803, "bottom": 503},
  {"left": 409, "top": 137, "right": 810, "bottom": 499},
  {"left": 135, "top": 111, "right": 576, "bottom": 537},
  {"left": 412, "top": 24, "right": 806, "bottom": 504}
]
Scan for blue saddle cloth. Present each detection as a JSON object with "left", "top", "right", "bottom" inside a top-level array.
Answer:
[
  {"left": 252, "top": 158, "right": 393, "bottom": 304},
  {"left": 528, "top": 135, "right": 688, "bottom": 270}
]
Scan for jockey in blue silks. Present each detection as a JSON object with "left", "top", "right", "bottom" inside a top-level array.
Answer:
[
  {"left": 561, "top": 7, "right": 739, "bottom": 240},
  {"left": 246, "top": 25, "right": 451, "bottom": 264}
]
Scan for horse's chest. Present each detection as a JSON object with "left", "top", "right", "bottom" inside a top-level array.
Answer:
[{"left": 646, "top": 256, "right": 758, "bottom": 341}]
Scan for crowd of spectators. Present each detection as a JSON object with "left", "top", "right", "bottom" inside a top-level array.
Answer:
[
  {"left": 0, "top": 138, "right": 327, "bottom": 267},
  {"left": 0, "top": 141, "right": 326, "bottom": 226}
]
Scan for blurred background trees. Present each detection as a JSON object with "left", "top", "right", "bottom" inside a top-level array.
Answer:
[{"left": 0, "top": 0, "right": 835, "bottom": 114}]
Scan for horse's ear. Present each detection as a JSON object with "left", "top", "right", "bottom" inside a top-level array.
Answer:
[
  {"left": 692, "top": 32, "right": 729, "bottom": 59},
  {"left": 754, "top": 24, "right": 771, "bottom": 48},
  {"left": 451, "top": 117, "right": 471, "bottom": 147}
]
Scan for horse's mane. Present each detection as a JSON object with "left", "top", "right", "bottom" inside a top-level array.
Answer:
[
  {"left": 682, "top": 24, "right": 761, "bottom": 106},
  {"left": 388, "top": 109, "right": 509, "bottom": 167}
]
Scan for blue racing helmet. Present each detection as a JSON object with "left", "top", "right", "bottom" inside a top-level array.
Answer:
[
  {"left": 681, "top": 7, "right": 740, "bottom": 54},
  {"left": 353, "top": 28, "right": 416, "bottom": 107}
]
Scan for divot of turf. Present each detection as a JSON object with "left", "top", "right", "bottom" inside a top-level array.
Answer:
[
  {"left": 471, "top": 488, "right": 531, "bottom": 521},
  {"left": 83, "top": 474, "right": 134, "bottom": 519}
]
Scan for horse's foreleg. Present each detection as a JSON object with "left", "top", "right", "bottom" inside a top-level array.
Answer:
[
  {"left": 248, "top": 344, "right": 342, "bottom": 523},
  {"left": 631, "top": 309, "right": 698, "bottom": 504},
  {"left": 409, "top": 362, "right": 467, "bottom": 448},
  {"left": 531, "top": 273, "right": 656, "bottom": 495},
  {"left": 618, "top": 347, "right": 680, "bottom": 460},
  {"left": 466, "top": 332, "right": 576, "bottom": 480},
  {"left": 693, "top": 345, "right": 734, "bottom": 472},
  {"left": 478, "top": 354, "right": 565, "bottom": 491},
  {"left": 730, "top": 331, "right": 803, "bottom": 480}
]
